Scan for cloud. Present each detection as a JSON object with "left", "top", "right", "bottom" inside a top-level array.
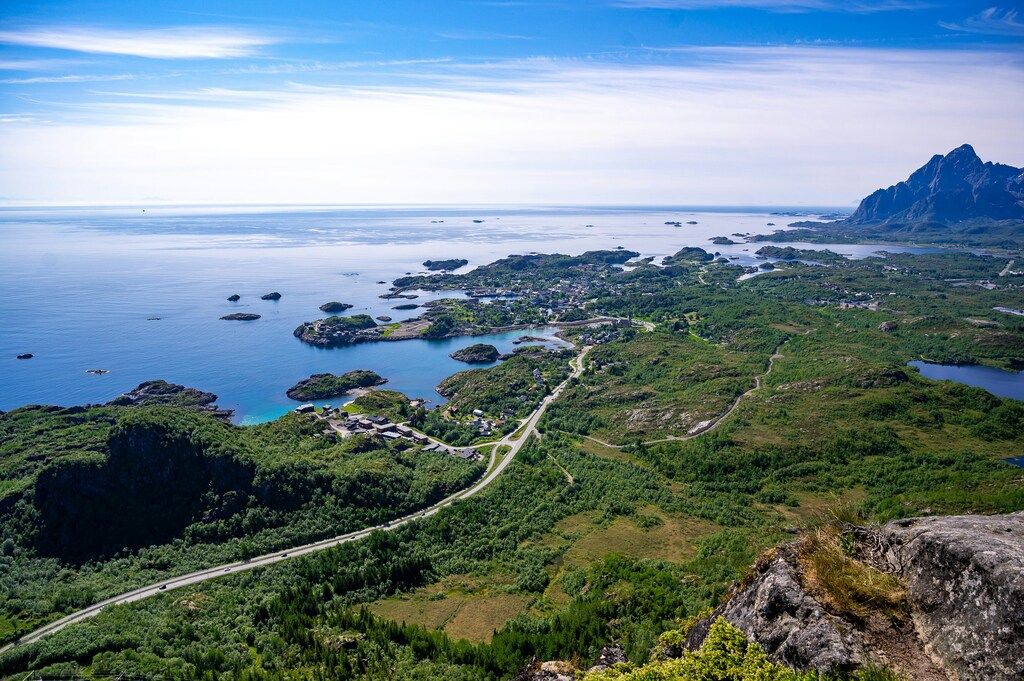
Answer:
[
  {"left": 611, "top": 0, "right": 929, "bottom": 11},
  {"left": 940, "top": 7, "right": 1024, "bottom": 36},
  {"left": 0, "top": 47, "right": 1021, "bottom": 205},
  {"left": 1, "top": 73, "right": 137, "bottom": 84},
  {"left": 0, "top": 26, "right": 277, "bottom": 59}
]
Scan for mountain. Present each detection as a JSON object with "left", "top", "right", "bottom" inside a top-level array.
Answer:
[{"left": 847, "top": 144, "right": 1024, "bottom": 225}]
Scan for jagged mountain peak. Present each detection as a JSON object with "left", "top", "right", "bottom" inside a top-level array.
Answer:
[{"left": 847, "top": 144, "right": 1024, "bottom": 225}]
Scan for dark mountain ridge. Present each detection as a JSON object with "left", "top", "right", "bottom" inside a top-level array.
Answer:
[{"left": 847, "top": 144, "right": 1024, "bottom": 225}]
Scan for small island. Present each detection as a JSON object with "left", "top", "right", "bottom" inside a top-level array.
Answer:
[
  {"left": 711, "top": 236, "right": 737, "bottom": 245},
  {"left": 450, "top": 343, "right": 500, "bottom": 363},
  {"left": 221, "top": 313, "right": 261, "bottom": 321},
  {"left": 423, "top": 259, "right": 468, "bottom": 271},
  {"left": 393, "top": 303, "right": 419, "bottom": 310},
  {"left": 293, "top": 314, "right": 378, "bottom": 347},
  {"left": 286, "top": 369, "right": 387, "bottom": 401},
  {"left": 227, "top": 294, "right": 240, "bottom": 302},
  {"left": 319, "top": 301, "right": 353, "bottom": 313},
  {"left": 376, "top": 315, "right": 393, "bottom": 322},
  {"left": 16, "top": 353, "right": 33, "bottom": 359},
  {"left": 261, "top": 292, "right": 282, "bottom": 300}
]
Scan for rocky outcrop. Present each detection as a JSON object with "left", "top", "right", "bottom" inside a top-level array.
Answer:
[
  {"left": 450, "top": 343, "right": 500, "bottom": 363},
  {"left": 686, "top": 546, "right": 868, "bottom": 674},
  {"left": 688, "top": 512, "right": 1024, "bottom": 680},
  {"left": 227, "top": 294, "right": 240, "bottom": 301},
  {"left": 108, "top": 380, "right": 229, "bottom": 418},
  {"left": 870, "top": 512, "right": 1024, "bottom": 681},
  {"left": 293, "top": 314, "right": 379, "bottom": 347},
  {"left": 221, "top": 313, "right": 261, "bottom": 321},
  {"left": 261, "top": 291, "right": 282, "bottom": 300},
  {"left": 16, "top": 353, "right": 33, "bottom": 359}
]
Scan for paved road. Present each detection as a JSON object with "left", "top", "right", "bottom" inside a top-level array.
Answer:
[{"left": 0, "top": 345, "right": 592, "bottom": 655}]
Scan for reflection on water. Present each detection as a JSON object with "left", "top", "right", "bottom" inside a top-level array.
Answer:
[{"left": 909, "top": 360, "right": 1024, "bottom": 401}]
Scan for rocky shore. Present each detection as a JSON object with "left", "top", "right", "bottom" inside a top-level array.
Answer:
[{"left": 108, "top": 380, "right": 233, "bottom": 419}]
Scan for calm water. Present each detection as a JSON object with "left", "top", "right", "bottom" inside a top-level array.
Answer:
[
  {"left": 909, "top": 360, "right": 1024, "bottom": 401},
  {"left": 3, "top": 204, "right": 933, "bottom": 423}
]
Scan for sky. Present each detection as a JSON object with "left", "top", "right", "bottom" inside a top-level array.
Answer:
[{"left": 0, "top": 0, "right": 1022, "bottom": 207}]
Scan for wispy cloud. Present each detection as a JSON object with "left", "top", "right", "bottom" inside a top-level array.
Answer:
[
  {"left": 940, "top": 7, "right": 1024, "bottom": 36},
  {"left": 436, "top": 30, "right": 533, "bottom": 40},
  {"left": 1, "top": 48, "right": 1021, "bottom": 205},
  {"left": 1, "top": 73, "right": 137, "bottom": 84},
  {"left": 0, "top": 26, "right": 278, "bottom": 59},
  {"left": 611, "top": 0, "right": 929, "bottom": 12},
  {"left": 0, "top": 58, "right": 93, "bottom": 71}
]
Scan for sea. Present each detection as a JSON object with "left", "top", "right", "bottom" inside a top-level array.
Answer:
[{"left": 1, "top": 204, "right": 940, "bottom": 424}]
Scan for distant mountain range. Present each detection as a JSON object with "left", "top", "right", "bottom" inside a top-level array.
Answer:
[
  {"left": 765, "top": 144, "right": 1024, "bottom": 249},
  {"left": 847, "top": 144, "right": 1024, "bottom": 225}
]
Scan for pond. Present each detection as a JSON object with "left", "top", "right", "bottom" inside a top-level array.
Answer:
[{"left": 908, "top": 360, "right": 1024, "bottom": 401}]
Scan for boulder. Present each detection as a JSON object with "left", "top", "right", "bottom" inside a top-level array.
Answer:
[
  {"left": 16, "top": 353, "right": 33, "bottom": 359},
  {"left": 227, "top": 294, "right": 240, "bottom": 301},
  {"left": 261, "top": 291, "right": 282, "bottom": 300}
]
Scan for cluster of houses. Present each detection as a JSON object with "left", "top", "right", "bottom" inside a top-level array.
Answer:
[{"left": 294, "top": 404, "right": 481, "bottom": 461}]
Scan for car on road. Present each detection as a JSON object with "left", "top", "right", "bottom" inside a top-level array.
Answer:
[{"left": 159, "top": 585, "right": 166, "bottom": 590}]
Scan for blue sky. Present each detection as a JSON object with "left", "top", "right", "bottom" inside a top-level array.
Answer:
[{"left": 1, "top": 0, "right": 1022, "bottom": 205}]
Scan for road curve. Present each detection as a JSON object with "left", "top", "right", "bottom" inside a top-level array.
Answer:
[{"left": 0, "top": 345, "right": 592, "bottom": 655}]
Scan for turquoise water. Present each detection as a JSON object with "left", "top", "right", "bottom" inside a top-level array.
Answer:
[
  {"left": 2, "top": 204, "right": 933, "bottom": 423},
  {"left": 909, "top": 360, "right": 1024, "bottom": 401}
]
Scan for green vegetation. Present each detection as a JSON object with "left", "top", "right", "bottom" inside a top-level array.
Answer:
[
  {"left": 439, "top": 346, "right": 573, "bottom": 420},
  {"left": 0, "top": 404, "right": 481, "bottom": 644},
  {"left": 2, "top": 245, "right": 1023, "bottom": 679},
  {"left": 285, "top": 369, "right": 385, "bottom": 401}
]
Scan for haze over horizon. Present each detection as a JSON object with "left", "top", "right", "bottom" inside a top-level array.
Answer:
[{"left": 1, "top": 0, "right": 1022, "bottom": 207}]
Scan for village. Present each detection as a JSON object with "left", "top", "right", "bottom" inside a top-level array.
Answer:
[{"left": 293, "top": 402, "right": 485, "bottom": 462}]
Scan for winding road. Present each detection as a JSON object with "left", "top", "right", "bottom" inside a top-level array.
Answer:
[{"left": 0, "top": 346, "right": 593, "bottom": 656}]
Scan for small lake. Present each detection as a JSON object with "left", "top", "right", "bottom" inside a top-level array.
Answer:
[{"left": 909, "top": 360, "right": 1024, "bottom": 401}]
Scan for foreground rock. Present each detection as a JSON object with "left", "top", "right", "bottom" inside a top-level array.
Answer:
[
  {"left": 319, "top": 301, "right": 353, "bottom": 313},
  {"left": 108, "top": 380, "right": 231, "bottom": 419},
  {"left": 685, "top": 511, "right": 1024, "bottom": 680},
  {"left": 220, "top": 313, "right": 261, "bottom": 321},
  {"left": 423, "top": 258, "right": 468, "bottom": 271},
  {"left": 286, "top": 370, "right": 386, "bottom": 401},
  {"left": 450, "top": 343, "right": 500, "bottom": 363},
  {"left": 873, "top": 512, "right": 1024, "bottom": 681}
]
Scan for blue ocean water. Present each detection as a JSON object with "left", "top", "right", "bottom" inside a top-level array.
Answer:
[
  {"left": 909, "top": 360, "right": 1024, "bottom": 402},
  {"left": 1, "top": 204, "right": 932, "bottom": 423}
]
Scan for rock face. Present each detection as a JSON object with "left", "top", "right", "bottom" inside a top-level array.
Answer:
[
  {"left": 221, "top": 313, "right": 261, "bottom": 321},
  {"left": 319, "top": 301, "right": 353, "bottom": 313},
  {"left": 423, "top": 258, "right": 468, "bottom": 271},
  {"left": 686, "top": 546, "right": 867, "bottom": 674},
  {"left": 450, "top": 343, "right": 500, "bottom": 363},
  {"left": 261, "top": 291, "right": 282, "bottom": 300},
  {"left": 847, "top": 144, "right": 1024, "bottom": 225},
  {"left": 688, "top": 512, "right": 1024, "bottom": 680},
  {"left": 873, "top": 512, "right": 1024, "bottom": 681}
]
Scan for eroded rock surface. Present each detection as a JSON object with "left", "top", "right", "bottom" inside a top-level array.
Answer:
[{"left": 872, "top": 512, "right": 1024, "bottom": 681}]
